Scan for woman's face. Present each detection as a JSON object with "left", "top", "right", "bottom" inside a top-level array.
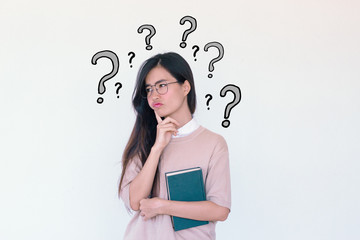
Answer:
[{"left": 145, "top": 66, "right": 190, "bottom": 119}]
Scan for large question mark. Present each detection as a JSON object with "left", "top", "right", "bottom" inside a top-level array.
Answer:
[
  {"left": 137, "top": 24, "right": 156, "bottom": 50},
  {"left": 179, "top": 16, "right": 197, "bottom": 48},
  {"left": 192, "top": 45, "right": 200, "bottom": 61},
  {"left": 204, "top": 42, "right": 224, "bottom": 78},
  {"left": 91, "top": 50, "right": 119, "bottom": 104},
  {"left": 205, "top": 94, "right": 213, "bottom": 110},
  {"left": 128, "top": 51, "right": 135, "bottom": 68},
  {"left": 220, "top": 84, "right": 241, "bottom": 128}
]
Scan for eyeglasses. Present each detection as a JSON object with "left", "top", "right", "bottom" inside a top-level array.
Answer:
[{"left": 143, "top": 80, "right": 180, "bottom": 98}]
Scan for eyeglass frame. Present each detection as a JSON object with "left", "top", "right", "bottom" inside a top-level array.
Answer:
[{"left": 143, "top": 80, "right": 180, "bottom": 98}]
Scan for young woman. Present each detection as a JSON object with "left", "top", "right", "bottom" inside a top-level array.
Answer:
[{"left": 118, "top": 52, "right": 231, "bottom": 239}]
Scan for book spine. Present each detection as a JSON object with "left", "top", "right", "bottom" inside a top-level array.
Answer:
[
  {"left": 199, "top": 170, "right": 206, "bottom": 200},
  {"left": 165, "top": 173, "right": 175, "bottom": 229}
]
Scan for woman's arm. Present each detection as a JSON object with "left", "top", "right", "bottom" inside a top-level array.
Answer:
[
  {"left": 139, "top": 198, "right": 230, "bottom": 222},
  {"left": 128, "top": 147, "right": 162, "bottom": 211},
  {"left": 129, "top": 112, "right": 179, "bottom": 211}
]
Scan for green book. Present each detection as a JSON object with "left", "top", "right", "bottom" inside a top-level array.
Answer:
[{"left": 165, "top": 167, "right": 209, "bottom": 231}]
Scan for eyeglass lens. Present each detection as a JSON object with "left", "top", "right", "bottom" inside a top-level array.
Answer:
[{"left": 145, "top": 81, "right": 168, "bottom": 96}]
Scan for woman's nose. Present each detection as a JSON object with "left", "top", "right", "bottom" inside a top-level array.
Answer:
[{"left": 151, "top": 89, "right": 160, "bottom": 99}]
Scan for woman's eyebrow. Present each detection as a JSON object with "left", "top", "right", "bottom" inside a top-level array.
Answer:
[{"left": 145, "top": 79, "right": 167, "bottom": 86}]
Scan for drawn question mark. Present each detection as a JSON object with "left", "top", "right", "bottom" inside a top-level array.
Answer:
[
  {"left": 179, "top": 16, "right": 197, "bottom": 48},
  {"left": 205, "top": 94, "right": 213, "bottom": 110},
  {"left": 91, "top": 50, "right": 119, "bottom": 104},
  {"left": 137, "top": 24, "right": 156, "bottom": 50},
  {"left": 220, "top": 84, "right": 241, "bottom": 128},
  {"left": 128, "top": 51, "right": 135, "bottom": 68},
  {"left": 192, "top": 45, "right": 200, "bottom": 61},
  {"left": 115, "top": 82, "right": 122, "bottom": 98},
  {"left": 204, "top": 42, "right": 224, "bottom": 78}
]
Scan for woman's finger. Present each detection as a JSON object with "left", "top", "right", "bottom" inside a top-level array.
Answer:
[
  {"left": 158, "top": 127, "right": 178, "bottom": 135},
  {"left": 157, "top": 122, "right": 177, "bottom": 129},
  {"left": 161, "top": 117, "right": 180, "bottom": 127},
  {"left": 158, "top": 124, "right": 178, "bottom": 133},
  {"left": 154, "top": 111, "right": 163, "bottom": 124}
]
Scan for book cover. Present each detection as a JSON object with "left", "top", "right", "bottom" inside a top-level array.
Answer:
[{"left": 165, "top": 167, "right": 209, "bottom": 231}]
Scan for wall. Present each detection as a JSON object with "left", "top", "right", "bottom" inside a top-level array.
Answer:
[{"left": 1, "top": 0, "right": 359, "bottom": 239}]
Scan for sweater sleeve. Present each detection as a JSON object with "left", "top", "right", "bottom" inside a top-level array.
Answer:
[
  {"left": 205, "top": 135, "right": 232, "bottom": 210},
  {"left": 119, "top": 156, "right": 142, "bottom": 212}
]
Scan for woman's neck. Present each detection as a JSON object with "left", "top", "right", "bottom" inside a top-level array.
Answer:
[{"left": 168, "top": 110, "right": 192, "bottom": 128}]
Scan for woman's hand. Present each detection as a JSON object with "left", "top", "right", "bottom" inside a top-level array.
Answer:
[
  {"left": 152, "top": 111, "right": 179, "bottom": 151},
  {"left": 139, "top": 197, "right": 165, "bottom": 221}
]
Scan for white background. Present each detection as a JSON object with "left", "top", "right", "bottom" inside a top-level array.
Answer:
[{"left": 1, "top": 0, "right": 359, "bottom": 239}]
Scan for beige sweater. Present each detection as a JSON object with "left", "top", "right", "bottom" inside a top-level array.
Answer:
[{"left": 120, "top": 126, "right": 231, "bottom": 240}]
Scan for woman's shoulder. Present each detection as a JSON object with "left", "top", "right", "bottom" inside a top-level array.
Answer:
[
  {"left": 170, "top": 125, "right": 227, "bottom": 149},
  {"left": 197, "top": 126, "right": 228, "bottom": 147}
]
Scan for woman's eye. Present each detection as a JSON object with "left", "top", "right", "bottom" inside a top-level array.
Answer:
[
  {"left": 145, "top": 88, "right": 152, "bottom": 93},
  {"left": 158, "top": 83, "right": 167, "bottom": 88}
]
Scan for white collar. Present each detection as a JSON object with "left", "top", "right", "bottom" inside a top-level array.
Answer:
[{"left": 172, "top": 118, "right": 200, "bottom": 138}]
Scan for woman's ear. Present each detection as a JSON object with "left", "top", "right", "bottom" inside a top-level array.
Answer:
[{"left": 183, "top": 80, "right": 191, "bottom": 95}]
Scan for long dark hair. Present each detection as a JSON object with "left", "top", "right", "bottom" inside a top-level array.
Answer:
[{"left": 118, "top": 52, "right": 197, "bottom": 194}]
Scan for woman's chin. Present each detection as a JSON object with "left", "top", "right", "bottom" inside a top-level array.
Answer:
[{"left": 154, "top": 109, "right": 168, "bottom": 118}]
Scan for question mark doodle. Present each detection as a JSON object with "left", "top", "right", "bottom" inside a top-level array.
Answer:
[
  {"left": 115, "top": 82, "right": 122, "bottom": 98},
  {"left": 179, "top": 16, "right": 197, "bottom": 48},
  {"left": 205, "top": 94, "right": 213, "bottom": 110},
  {"left": 220, "top": 84, "right": 241, "bottom": 128},
  {"left": 192, "top": 45, "right": 200, "bottom": 61},
  {"left": 204, "top": 42, "right": 224, "bottom": 78},
  {"left": 91, "top": 50, "right": 119, "bottom": 104},
  {"left": 137, "top": 24, "right": 156, "bottom": 50},
  {"left": 128, "top": 51, "right": 135, "bottom": 68}
]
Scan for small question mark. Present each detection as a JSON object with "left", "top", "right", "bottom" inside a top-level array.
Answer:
[
  {"left": 137, "top": 24, "right": 156, "bottom": 50},
  {"left": 115, "top": 82, "right": 122, "bottom": 98},
  {"left": 128, "top": 51, "right": 135, "bottom": 68},
  {"left": 192, "top": 45, "right": 200, "bottom": 61},
  {"left": 179, "top": 16, "right": 197, "bottom": 48},
  {"left": 204, "top": 42, "right": 224, "bottom": 78},
  {"left": 91, "top": 50, "right": 119, "bottom": 104},
  {"left": 205, "top": 94, "right": 213, "bottom": 110},
  {"left": 220, "top": 84, "right": 241, "bottom": 128}
]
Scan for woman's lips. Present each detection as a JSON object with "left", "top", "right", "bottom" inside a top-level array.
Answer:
[{"left": 153, "top": 103, "right": 163, "bottom": 108}]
